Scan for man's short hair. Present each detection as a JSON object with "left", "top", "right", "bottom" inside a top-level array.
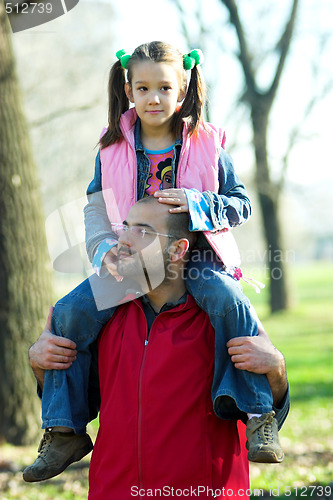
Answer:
[{"left": 137, "top": 196, "right": 197, "bottom": 248}]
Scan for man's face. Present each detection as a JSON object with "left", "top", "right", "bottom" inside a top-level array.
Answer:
[{"left": 116, "top": 201, "right": 173, "bottom": 284}]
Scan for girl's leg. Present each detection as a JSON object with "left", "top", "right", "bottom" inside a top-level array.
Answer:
[{"left": 186, "top": 250, "right": 273, "bottom": 421}]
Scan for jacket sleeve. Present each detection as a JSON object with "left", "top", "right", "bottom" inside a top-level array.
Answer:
[
  {"left": 84, "top": 150, "right": 116, "bottom": 263},
  {"left": 202, "top": 148, "right": 252, "bottom": 229}
]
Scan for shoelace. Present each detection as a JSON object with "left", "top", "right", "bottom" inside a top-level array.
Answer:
[
  {"left": 257, "top": 414, "right": 275, "bottom": 444},
  {"left": 262, "top": 423, "right": 274, "bottom": 444},
  {"left": 37, "top": 432, "right": 53, "bottom": 456}
]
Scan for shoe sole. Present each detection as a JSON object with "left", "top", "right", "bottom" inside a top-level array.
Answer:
[
  {"left": 23, "top": 440, "right": 93, "bottom": 482},
  {"left": 248, "top": 449, "right": 284, "bottom": 464}
]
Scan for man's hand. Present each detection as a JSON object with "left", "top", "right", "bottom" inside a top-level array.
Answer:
[
  {"left": 154, "top": 189, "right": 189, "bottom": 213},
  {"left": 227, "top": 324, "right": 288, "bottom": 406},
  {"left": 29, "top": 307, "right": 77, "bottom": 372},
  {"left": 227, "top": 325, "right": 283, "bottom": 375}
]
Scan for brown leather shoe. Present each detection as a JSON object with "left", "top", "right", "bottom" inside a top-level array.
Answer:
[
  {"left": 246, "top": 411, "right": 284, "bottom": 463},
  {"left": 23, "top": 429, "right": 93, "bottom": 482}
]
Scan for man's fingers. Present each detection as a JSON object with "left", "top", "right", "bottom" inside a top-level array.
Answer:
[
  {"left": 54, "top": 353, "right": 76, "bottom": 363},
  {"left": 50, "top": 345, "right": 77, "bottom": 357},
  {"left": 226, "top": 338, "right": 250, "bottom": 352},
  {"left": 51, "top": 336, "right": 77, "bottom": 350},
  {"left": 48, "top": 361, "right": 74, "bottom": 370},
  {"left": 45, "top": 351, "right": 76, "bottom": 365},
  {"left": 233, "top": 361, "right": 248, "bottom": 371},
  {"left": 229, "top": 352, "right": 247, "bottom": 363},
  {"left": 226, "top": 336, "right": 257, "bottom": 349},
  {"left": 227, "top": 337, "right": 246, "bottom": 348}
]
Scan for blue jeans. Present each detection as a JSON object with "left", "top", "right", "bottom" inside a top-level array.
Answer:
[
  {"left": 186, "top": 251, "right": 272, "bottom": 422},
  {"left": 42, "top": 254, "right": 273, "bottom": 433}
]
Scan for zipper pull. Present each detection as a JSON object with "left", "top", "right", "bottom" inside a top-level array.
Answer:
[{"left": 144, "top": 339, "right": 148, "bottom": 346}]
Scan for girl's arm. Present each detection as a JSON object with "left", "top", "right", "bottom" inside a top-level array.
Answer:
[
  {"left": 154, "top": 149, "right": 251, "bottom": 231},
  {"left": 84, "top": 150, "right": 118, "bottom": 274},
  {"left": 204, "top": 148, "right": 251, "bottom": 229}
]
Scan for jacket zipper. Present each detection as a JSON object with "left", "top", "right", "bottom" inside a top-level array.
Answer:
[
  {"left": 137, "top": 324, "right": 149, "bottom": 488},
  {"left": 136, "top": 306, "right": 187, "bottom": 488}
]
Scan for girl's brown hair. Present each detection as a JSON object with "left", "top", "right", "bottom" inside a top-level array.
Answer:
[{"left": 100, "top": 41, "right": 206, "bottom": 149}]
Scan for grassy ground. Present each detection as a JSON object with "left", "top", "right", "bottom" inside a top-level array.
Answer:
[
  {"left": 244, "top": 262, "right": 333, "bottom": 497},
  {"left": 0, "top": 262, "right": 332, "bottom": 499}
]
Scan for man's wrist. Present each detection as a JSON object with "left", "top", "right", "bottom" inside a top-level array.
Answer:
[
  {"left": 267, "top": 348, "right": 285, "bottom": 376},
  {"left": 28, "top": 344, "right": 45, "bottom": 389},
  {"left": 28, "top": 344, "right": 38, "bottom": 370},
  {"left": 266, "top": 352, "right": 288, "bottom": 407},
  {"left": 28, "top": 345, "right": 34, "bottom": 367}
]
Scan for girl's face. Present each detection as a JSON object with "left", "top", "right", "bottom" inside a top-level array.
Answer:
[{"left": 125, "top": 61, "right": 186, "bottom": 135}]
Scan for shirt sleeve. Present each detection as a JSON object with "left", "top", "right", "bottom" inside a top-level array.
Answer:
[
  {"left": 92, "top": 238, "right": 118, "bottom": 278},
  {"left": 183, "top": 149, "right": 251, "bottom": 231},
  {"left": 84, "top": 150, "right": 118, "bottom": 263},
  {"left": 201, "top": 149, "right": 252, "bottom": 229},
  {"left": 183, "top": 188, "right": 215, "bottom": 231}
]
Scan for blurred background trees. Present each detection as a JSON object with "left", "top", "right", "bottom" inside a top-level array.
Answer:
[
  {"left": 173, "top": 0, "right": 333, "bottom": 312},
  {"left": 0, "top": 2, "right": 52, "bottom": 444},
  {"left": 0, "top": 0, "right": 115, "bottom": 446}
]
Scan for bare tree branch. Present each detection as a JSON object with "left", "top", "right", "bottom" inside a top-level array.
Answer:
[
  {"left": 277, "top": 77, "right": 333, "bottom": 195},
  {"left": 172, "top": 0, "right": 192, "bottom": 47},
  {"left": 219, "top": 0, "right": 256, "bottom": 94},
  {"left": 29, "top": 100, "right": 100, "bottom": 128},
  {"left": 268, "top": 0, "right": 299, "bottom": 102}
]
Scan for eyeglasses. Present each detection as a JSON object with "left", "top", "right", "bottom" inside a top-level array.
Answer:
[{"left": 110, "top": 223, "right": 176, "bottom": 240}]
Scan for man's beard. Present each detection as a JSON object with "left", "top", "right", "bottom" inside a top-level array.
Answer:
[{"left": 117, "top": 239, "right": 173, "bottom": 291}]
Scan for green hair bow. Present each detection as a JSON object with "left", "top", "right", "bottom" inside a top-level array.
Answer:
[
  {"left": 183, "top": 49, "right": 204, "bottom": 70},
  {"left": 116, "top": 49, "right": 131, "bottom": 69}
]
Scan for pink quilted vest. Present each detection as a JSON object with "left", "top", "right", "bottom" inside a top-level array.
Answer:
[
  {"left": 99, "top": 109, "right": 243, "bottom": 270},
  {"left": 100, "top": 108, "right": 225, "bottom": 223}
]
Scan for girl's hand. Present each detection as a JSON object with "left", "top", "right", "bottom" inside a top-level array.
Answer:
[
  {"left": 103, "top": 246, "right": 123, "bottom": 281},
  {"left": 154, "top": 189, "right": 189, "bottom": 213}
]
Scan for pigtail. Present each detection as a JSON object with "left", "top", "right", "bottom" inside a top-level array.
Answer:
[
  {"left": 100, "top": 60, "right": 129, "bottom": 149},
  {"left": 173, "top": 64, "right": 206, "bottom": 138}
]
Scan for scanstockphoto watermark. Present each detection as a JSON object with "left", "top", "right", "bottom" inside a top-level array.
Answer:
[
  {"left": 5, "top": 0, "right": 80, "bottom": 33},
  {"left": 130, "top": 485, "right": 333, "bottom": 498},
  {"left": 241, "top": 247, "right": 296, "bottom": 281},
  {"left": 130, "top": 485, "right": 265, "bottom": 497}
]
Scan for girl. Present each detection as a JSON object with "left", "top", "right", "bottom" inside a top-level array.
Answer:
[{"left": 23, "top": 41, "right": 284, "bottom": 483}]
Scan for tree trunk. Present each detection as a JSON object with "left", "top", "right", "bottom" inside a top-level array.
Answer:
[
  {"left": 218, "top": 0, "right": 299, "bottom": 312},
  {"left": 0, "top": 4, "right": 52, "bottom": 445},
  {"left": 251, "top": 103, "right": 289, "bottom": 312}
]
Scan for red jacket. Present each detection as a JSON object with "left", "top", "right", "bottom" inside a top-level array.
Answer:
[{"left": 88, "top": 295, "right": 249, "bottom": 500}]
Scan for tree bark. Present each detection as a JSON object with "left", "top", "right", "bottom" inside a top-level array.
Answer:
[{"left": 0, "top": 3, "right": 52, "bottom": 444}]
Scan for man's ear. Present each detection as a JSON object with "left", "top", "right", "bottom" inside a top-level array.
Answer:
[
  {"left": 170, "top": 238, "right": 190, "bottom": 262},
  {"left": 125, "top": 82, "right": 134, "bottom": 103}
]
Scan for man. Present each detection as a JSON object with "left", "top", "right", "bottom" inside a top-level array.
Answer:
[{"left": 28, "top": 197, "right": 289, "bottom": 499}]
